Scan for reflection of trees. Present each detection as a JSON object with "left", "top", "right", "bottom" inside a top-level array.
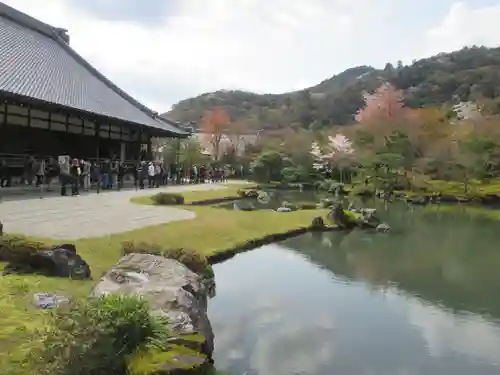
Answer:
[{"left": 283, "top": 205, "right": 500, "bottom": 319}]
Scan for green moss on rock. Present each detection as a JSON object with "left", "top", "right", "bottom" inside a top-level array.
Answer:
[{"left": 127, "top": 346, "right": 208, "bottom": 375}]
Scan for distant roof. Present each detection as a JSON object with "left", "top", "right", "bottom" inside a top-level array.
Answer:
[{"left": 0, "top": 3, "right": 188, "bottom": 137}]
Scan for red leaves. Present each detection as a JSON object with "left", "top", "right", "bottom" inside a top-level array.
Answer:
[{"left": 355, "top": 83, "right": 407, "bottom": 124}]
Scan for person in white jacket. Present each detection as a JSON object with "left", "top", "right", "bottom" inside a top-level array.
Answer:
[{"left": 147, "top": 162, "right": 155, "bottom": 188}]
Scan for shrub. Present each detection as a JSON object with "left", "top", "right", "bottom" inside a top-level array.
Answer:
[
  {"left": 31, "top": 295, "right": 171, "bottom": 375},
  {"left": 281, "top": 166, "right": 311, "bottom": 183},
  {"left": 0, "top": 236, "right": 46, "bottom": 262},
  {"left": 297, "top": 202, "right": 317, "bottom": 210},
  {"left": 315, "top": 180, "right": 348, "bottom": 194},
  {"left": 151, "top": 192, "right": 184, "bottom": 205},
  {"left": 318, "top": 198, "right": 334, "bottom": 208},
  {"left": 350, "top": 183, "right": 376, "bottom": 197},
  {"left": 121, "top": 241, "right": 213, "bottom": 278},
  {"left": 237, "top": 189, "right": 259, "bottom": 198}
]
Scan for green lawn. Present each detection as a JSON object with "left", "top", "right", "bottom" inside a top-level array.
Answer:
[
  {"left": 0, "top": 184, "right": 326, "bottom": 374},
  {"left": 402, "top": 178, "right": 500, "bottom": 197}
]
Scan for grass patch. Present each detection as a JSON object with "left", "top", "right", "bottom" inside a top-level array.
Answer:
[
  {"left": 401, "top": 178, "right": 500, "bottom": 198},
  {"left": 0, "top": 183, "right": 326, "bottom": 373},
  {"left": 180, "top": 185, "right": 256, "bottom": 203}
]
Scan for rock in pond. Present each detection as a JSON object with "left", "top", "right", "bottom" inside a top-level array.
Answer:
[
  {"left": 329, "top": 203, "right": 390, "bottom": 231},
  {"left": 376, "top": 223, "right": 391, "bottom": 233},
  {"left": 2, "top": 243, "right": 91, "bottom": 279},
  {"left": 406, "top": 196, "right": 429, "bottom": 205},
  {"left": 92, "top": 253, "right": 215, "bottom": 370},
  {"left": 311, "top": 216, "right": 326, "bottom": 230},
  {"left": 276, "top": 207, "right": 292, "bottom": 212}
]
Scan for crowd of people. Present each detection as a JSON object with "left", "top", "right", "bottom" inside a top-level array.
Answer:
[{"left": 0, "top": 155, "right": 236, "bottom": 197}]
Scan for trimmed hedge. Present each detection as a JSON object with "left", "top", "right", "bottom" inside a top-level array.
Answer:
[{"left": 151, "top": 192, "right": 185, "bottom": 205}]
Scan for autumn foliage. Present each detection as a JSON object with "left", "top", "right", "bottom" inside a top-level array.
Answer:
[{"left": 200, "top": 107, "right": 231, "bottom": 159}]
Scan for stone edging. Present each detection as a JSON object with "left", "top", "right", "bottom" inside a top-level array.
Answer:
[{"left": 207, "top": 225, "right": 340, "bottom": 264}]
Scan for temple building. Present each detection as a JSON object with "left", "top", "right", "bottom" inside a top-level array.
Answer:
[{"left": 0, "top": 3, "right": 188, "bottom": 167}]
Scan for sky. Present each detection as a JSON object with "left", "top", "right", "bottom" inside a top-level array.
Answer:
[{"left": 4, "top": 0, "right": 500, "bottom": 113}]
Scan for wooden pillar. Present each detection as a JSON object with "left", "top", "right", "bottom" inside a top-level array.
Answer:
[
  {"left": 95, "top": 122, "right": 100, "bottom": 162},
  {"left": 175, "top": 137, "right": 181, "bottom": 165},
  {"left": 146, "top": 133, "right": 152, "bottom": 160}
]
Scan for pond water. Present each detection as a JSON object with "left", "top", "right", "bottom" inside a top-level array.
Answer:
[{"left": 208, "top": 202, "right": 500, "bottom": 375}]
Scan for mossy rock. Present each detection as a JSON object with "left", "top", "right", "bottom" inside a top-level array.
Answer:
[
  {"left": 127, "top": 345, "right": 210, "bottom": 375},
  {"left": 237, "top": 189, "right": 259, "bottom": 198},
  {"left": 121, "top": 242, "right": 213, "bottom": 278}
]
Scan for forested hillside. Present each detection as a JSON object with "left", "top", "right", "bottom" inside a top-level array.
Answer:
[{"left": 166, "top": 46, "right": 500, "bottom": 130}]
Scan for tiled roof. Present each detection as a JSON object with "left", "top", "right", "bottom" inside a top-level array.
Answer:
[{"left": 0, "top": 3, "right": 188, "bottom": 137}]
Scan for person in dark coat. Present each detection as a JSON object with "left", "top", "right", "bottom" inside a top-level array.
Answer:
[{"left": 69, "top": 158, "right": 81, "bottom": 196}]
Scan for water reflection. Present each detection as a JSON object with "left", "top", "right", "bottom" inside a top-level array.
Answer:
[{"left": 209, "top": 205, "right": 500, "bottom": 375}]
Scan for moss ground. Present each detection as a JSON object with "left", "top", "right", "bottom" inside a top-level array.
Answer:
[
  {"left": 399, "top": 178, "right": 500, "bottom": 198},
  {"left": 0, "top": 184, "right": 326, "bottom": 374}
]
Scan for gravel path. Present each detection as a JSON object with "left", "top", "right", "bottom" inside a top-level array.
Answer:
[{"left": 0, "top": 183, "right": 242, "bottom": 239}]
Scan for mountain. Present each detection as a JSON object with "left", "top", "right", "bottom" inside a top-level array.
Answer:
[{"left": 165, "top": 46, "right": 500, "bottom": 130}]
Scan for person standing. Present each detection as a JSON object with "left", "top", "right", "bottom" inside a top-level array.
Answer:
[
  {"left": 117, "top": 161, "right": 126, "bottom": 190},
  {"left": 101, "top": 159, "right": 110, "bottom": 190},
  {"left": 154, "top": 162, "right": 161, "bottom": 188},
  {"left": 81, "top": 159, "right": 91, "bottom": 191},
  {"left": 34, "top": 158, "right": 45, "bottom": 187},
  {"left": 147, "top": 162, "right": 155, "bottom": 188},
  {"left": 59, "top": 156, "right": 70, "bottom": 196},
  {"left": 139, "top": 161, "right": 148, "bottom": 189},
  {"left": 69, "top": 158, "right": 81, "bottom": 196},
  {"left": 44, "top": 157, "right": 59, "bottom": 191}
]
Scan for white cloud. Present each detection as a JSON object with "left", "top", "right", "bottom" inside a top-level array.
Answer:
[
  {"left": 3, "top": 0, "right": 500, "bottom": 113},
  {"left": 424, "top": 2, "right": 500, "bottom": 57},
  {"left": 386, "top": 288, "right": 500, "bottom": 368}
]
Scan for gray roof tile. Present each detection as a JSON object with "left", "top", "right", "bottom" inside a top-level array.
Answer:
[{"left": 0, "top": 3, "right": 187, "bottom": 137}]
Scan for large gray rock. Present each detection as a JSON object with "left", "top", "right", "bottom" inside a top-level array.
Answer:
[{"left": 91, "top": 253, "right": 215, "bottom": 359}]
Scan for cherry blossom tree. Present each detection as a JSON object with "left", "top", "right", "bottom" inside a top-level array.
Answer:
[{"left": 311, "top": 133, "right": 354, "bottom": 182}]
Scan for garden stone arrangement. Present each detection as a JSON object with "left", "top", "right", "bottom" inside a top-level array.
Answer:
[{"left": 92, "top": 252, "right": 215, "bottom": 371}]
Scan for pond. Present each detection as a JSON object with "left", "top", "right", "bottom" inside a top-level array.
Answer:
[{"left": 208, "top": 202, "right": 500, "bottom": 375}]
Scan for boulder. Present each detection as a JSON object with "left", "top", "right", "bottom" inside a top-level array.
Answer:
[
  {"left": 92, "top": 253, "right": 215, "bottom": 362},
  {"left": 311, "top": 217, "right": 325, "bottom": 230},
  {"left": 438, "top": 195, "right": 460, "bottom": 203},
  {"left": 327, "top": 203, "right": 354, "bottom": 229},
  {"left": 2, "top": 243, "right": 91, "bottom": 279},
  {"left": 406, "top": 195, "right": 429, "bottom": 205},
  {"left": 376, "top": 223, "right": 391, "bottom": 233},
  {"left": 479, "top": 194, "right": 500, "bottom": 205},
  {"left": 329, "top": 203, "right": 388, "bottom": 231}
]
